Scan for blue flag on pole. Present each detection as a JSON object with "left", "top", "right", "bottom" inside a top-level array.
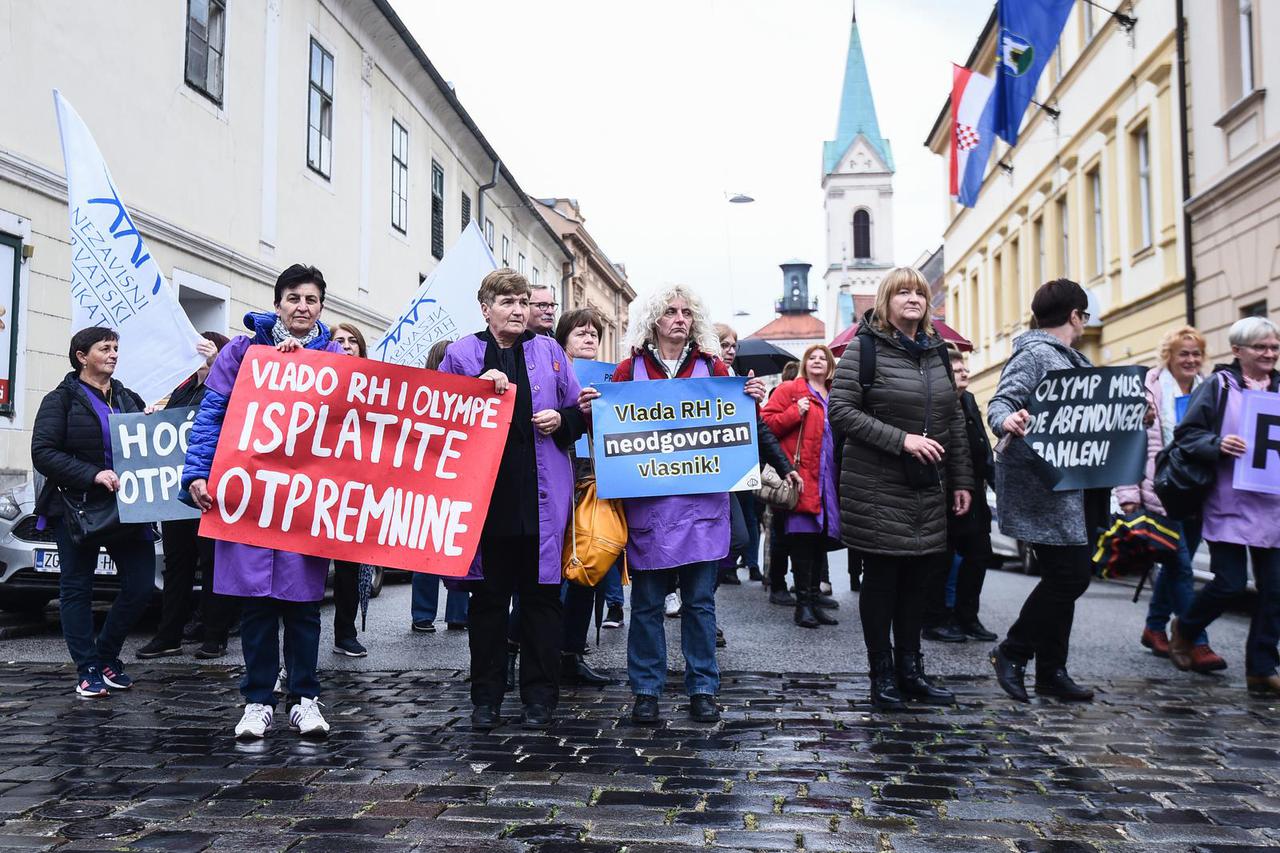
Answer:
[{"left": 993, "top": 0, "right": 1074, "bottom": 146}]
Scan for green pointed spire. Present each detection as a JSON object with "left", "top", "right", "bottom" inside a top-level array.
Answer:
[{"left": 823, "top": 4, "right": 894, "bottom": 175}]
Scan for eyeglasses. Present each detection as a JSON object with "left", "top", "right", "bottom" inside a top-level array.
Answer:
[
  {"left": 1078, "top": 310, "right": 1091, "bottom": 323},
  {"left": 1243, "top": 343, "right": 1280, "bottom": 354},
  {"left": 531, "top": 302, "right": 557, "bottom": 312}
]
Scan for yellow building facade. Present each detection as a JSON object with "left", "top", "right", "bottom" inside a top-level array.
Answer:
[{"left": 926, "top": 0, "right": 1187, "bottom": 405}]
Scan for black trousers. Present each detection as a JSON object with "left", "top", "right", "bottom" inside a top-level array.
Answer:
[
  {"left": 155, "top": 519, "right": 239, "bottom": 645},
  {"left": 769, "top": 510, "right": 789, "bottom": 590},
  {"left": 332, "top": 560, "right": 359, "bottom": 642},
  {"left": 1000, "top": 544, "right": 1091, "bottom": 676},
  {"left": 859, "top": 553, "right": 941, "bottom": 656},
  {"left": 469, "top": 535, "right": 562, "bottom": 708},
  {"left": 562, "top": 581, "right": 597, "bottom": 655},
  {"left": 921, "top": 552, "right": 988, "bottom": 627},
  {"left": 787, "top": 532, "right": 825, "bottom": 596}
]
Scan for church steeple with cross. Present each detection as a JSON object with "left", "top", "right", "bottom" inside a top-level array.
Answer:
[{"left": 821, "top": 1, "right": 895, "bottom": 334}]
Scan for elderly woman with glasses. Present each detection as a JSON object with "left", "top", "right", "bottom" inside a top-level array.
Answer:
[{"left": 1170, "top": 316, "right": 1280, "bottom": 695}]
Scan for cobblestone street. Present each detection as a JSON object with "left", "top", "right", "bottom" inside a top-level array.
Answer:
[{"left": 1, "top": 569, "right": 1278, "bottom": 852}]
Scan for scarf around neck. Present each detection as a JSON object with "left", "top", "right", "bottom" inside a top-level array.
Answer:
[{"left": 271, "top": 316, "right": 321, "bottom": 348}]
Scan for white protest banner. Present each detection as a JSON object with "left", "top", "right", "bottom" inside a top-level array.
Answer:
[
  {"left": 372, "top": 221, "right": 497, "bottom": 366},
  {"left": 53, "top": 90, "right": 204, "bottom": 404}
]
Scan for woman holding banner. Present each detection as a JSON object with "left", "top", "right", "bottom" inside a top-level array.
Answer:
[
  {"left": 603, "top": 285, "right": 767, "bottom": 725},
  {"left": 440, "top": 269, "right": 585, "bottom": 731},
  {"left": 137, "top": 331, "right": 235, "bottom": 662},
  {"left": 829, "top": 268, "right": 972, "bottom": 710},
  {"left": 1115, "top": 326, "right": 1224, "bottom": 671},
  {"left": 762, "top": 344, "right": 841, "bottom": 630},
  {"left": 32, "top": 328, "right": 157, "bottom": 698},
  {"left": 1169, "top": 316, "right": 1280, "bottom": 695},
  {"left": 183, "top": 264, "right": 346, "bottom": 739}
]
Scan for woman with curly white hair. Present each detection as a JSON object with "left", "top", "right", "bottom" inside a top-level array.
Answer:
[{"left": 588, "top": 284, "right": 767, "bottom": 724}]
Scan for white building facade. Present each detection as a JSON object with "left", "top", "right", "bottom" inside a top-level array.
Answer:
[{"left": 0, "top": 0, "right": 570, "bottom": 483}]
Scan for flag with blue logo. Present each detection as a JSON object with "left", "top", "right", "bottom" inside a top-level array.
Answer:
[{"left": 993, "top": 0, "right": 1074, "bottom": 146}]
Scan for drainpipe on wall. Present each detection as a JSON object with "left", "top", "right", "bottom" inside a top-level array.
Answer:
[
  {"left": 1175, "top": 0, "right": 1196, "bottom": 326},
  {"left": 476, "top": 159, "right": 500, "bottom": 231}
]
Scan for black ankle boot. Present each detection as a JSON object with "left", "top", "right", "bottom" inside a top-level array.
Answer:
[
  {"left": 792, "top": 561, "right": 818, "bottom": 628},
  {"left": 896, "top": 652, "right": 955, "bottom": 705},
  {"left": 561, "top": 652, "right": 614, "bottom": 687},
  {"left": 811, "top": 589, "right": 838, "bottom": 626},
  {"left": 869, "top": 650, "right": 905, "bottom": 711}
]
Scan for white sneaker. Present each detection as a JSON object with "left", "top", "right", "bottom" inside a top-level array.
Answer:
[
  {"left": 664, "top": 591, "right": 681, "bottom": 618},
  {"left": 235, "top": 703, "right": 273, "bottom": 739},
  {"left": 820, "top": 581, "right": 833, "bottom": 596},
  {"left": 273, "top": 667, "right": 287, "bottom": 695},
  {"left": 289, "top": 697, "right": 330, "bottom": 738}
]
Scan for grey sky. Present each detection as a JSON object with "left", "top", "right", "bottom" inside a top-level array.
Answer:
[{"left": 396, "top": 0, "right": 990, "bottom": 338}]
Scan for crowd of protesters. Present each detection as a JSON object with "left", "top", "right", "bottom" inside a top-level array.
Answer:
[{"left": 30, "top": 261, "right": 1280, "bottom": 737}]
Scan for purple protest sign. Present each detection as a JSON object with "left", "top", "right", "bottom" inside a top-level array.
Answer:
[{"left": 1233, "top": 390, "right": 1280, "bottom": 496}]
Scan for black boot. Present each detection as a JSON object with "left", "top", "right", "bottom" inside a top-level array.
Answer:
[
  {"left": 896, "top": 651, "right": 955, "bottom": 705},
  {"left": 868, "top": 649, "right": 905, "bottom": 711},
  {"left": 792, "top": 561, "right": 819, "bottom": 629},
  {"left": 505, "top": 647, "right": 519, "bottom": 692},
  {"left": 747, "top": 565, "right": 764, "bottom": 582},
  {"left": 561, "top": 652, "right": 614, "bottom": 687},
  {"left": 810, "top": 573, "right": 838, "bottom": 626}
]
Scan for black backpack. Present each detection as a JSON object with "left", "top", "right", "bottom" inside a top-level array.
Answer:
[{"left": 857, "top": 330, "right": 955, "bottom": 395}]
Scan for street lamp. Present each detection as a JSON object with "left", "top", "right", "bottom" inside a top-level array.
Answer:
[
  {"left": 723, "top": 192, "right": 755, "bottom": 320},
  {"left": 726, "top": 192, "right": 755, "bottom": 204}
]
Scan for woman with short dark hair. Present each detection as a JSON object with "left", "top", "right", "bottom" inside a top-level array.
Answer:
[{"left": 32, "top": 328, "right": 165, "bottom": 697}]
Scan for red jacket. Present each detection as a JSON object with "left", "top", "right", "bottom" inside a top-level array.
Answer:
[
  {"left": 761, "top": 376, "right": 828, "bottom": 515},
  {"left": 610, "top": 345, "right": 731, "bottom": 382}
]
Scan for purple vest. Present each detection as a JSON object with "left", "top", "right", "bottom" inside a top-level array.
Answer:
[
  {"left": 1203, "top": 372, "right": 1280, "bottom": 548},
  {"left": 622, "top": 355, "right": 731, "bottom": 570},
  {"left": 440, "top": 332, "right": 579, "bottom": 585}
]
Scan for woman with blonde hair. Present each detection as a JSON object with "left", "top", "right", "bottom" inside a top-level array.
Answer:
[
  {"left": 762, "top": 343, "right": 841, "bottom": 629},
  {"left": 1115, "top": 325, "right": 1224, "bottom": 670},
  {"left": 829, "top": 267, "right": 973, "bottom": 709}
]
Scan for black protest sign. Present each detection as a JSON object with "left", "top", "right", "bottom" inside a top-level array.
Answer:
[
  {"left": 109, "top": 407, "right": 201, "bottom": 523},
  {"left": 1023, "top": 366, "right": 1149, "bottom": 491}
]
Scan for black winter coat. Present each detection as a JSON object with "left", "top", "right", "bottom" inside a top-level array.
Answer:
[{"left": 31, "top": 372, "right": 146, "bottom": 519}]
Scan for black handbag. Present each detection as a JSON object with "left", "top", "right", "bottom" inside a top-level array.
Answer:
[
  {"left": 58, "top": 487, "right": 127, "bottom": 547},
  {"left": 1152, "top": 444, "right": 1217, "bottom": 521}
]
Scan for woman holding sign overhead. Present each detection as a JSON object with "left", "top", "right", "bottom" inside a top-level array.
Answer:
[
  {"left": 604, "top": 285, "right": 767, "bottom": 726},
  {"left": 1169, "top": 316, "right": 1280, "bottom": 695},
  {"left": 829, "top": 268, "right": 973, "bottom": 711},
  {"left": 440, "top": 269, "right": 585, "bottom": 732},
  {"left": 183, "top": 264, "right": 345, "bottom": 740},
  {"left": 32, "top": 328, "right": 158, "bottom": 698}
]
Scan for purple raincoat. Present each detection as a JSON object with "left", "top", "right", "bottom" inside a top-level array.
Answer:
[
  {"left": 205, "top": 334, "right": 345, "bottom": 602},
  {"left": 785, "top": 383, "right": 840, "bottom": 541},
  {"left": 621, "top": 354, "right": 731, "bottom": 571},
  {"left": 440, "top": 331, "right": 580, "bottom": 585},
  {"left": 1203, "top": 372, "right": 1280, "bottom": 548}
]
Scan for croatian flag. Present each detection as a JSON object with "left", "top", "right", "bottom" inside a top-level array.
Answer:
[{"left": 950, "top": 64, "right": 997, "bottom": 209}]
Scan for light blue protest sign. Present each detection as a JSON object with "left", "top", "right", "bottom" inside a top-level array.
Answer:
[
  {"left": 591, "top": 376, "right": 759, "bottom": 499},
  {"left": 1233, "top": 390, "right": 1280, "bottom": 496},
  {"left": 573, "top": 360, "right": 616, "bottom": 457}
]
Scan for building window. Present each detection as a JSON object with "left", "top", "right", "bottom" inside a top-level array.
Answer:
[
  {"left": 852, "top": 210, "right": 871, "bottom": 259},
  {"left": 1033, "top": 216, "right": 1045, "bottom": 285},
  {"left": 1240, "top": 0, "right": 1255, "bottom": 95},
  {"left": 1134, "top": 126, "right": 1153, "bottom": 250},
  {"left": 1006, "top": 237, "right": 1022, "bottom": 327},
  {"left": 307, "top": 39, "right": 334, "bottom": 179},
  {"left": 1057, "top": 196, "right": 1070, "bottom": 277},
  {"left": 460, "top": 192, "right": 472, "bottom": 231},
  {"left": 518, "top": 253, "right": 526, "bottom": 275},
  {"left": 1088, "top": 168, "right": 1104, "bottom": 278},
  {"left": 0, "top": 232, "right": 21, "bottom": 415},
  {"left": 1082, "top": 1, "right": 1095, "bottom": 42},
  {"left": 185, "top": 0, "right": 226, "bottom": 105},
  {"left": 430, "top": 161, "right": 444, "bottom": 260},
  {"left": 484, "top": 218, "right": 494, "bottom": 249},
  {"left": 501, "top": 235, "right": 510, "bottom": 266},
  {"left": 1241, "top": 299, "right": 1268, "bottom": 318},
  {"left": 532, "top": 266, "right": 540, "bottom": 285},
  {"left": 390, "top": 120, "right": 408, "bottom": 234}
]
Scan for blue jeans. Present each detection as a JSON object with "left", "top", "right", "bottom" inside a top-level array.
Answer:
[
  {"left": 240, "top": 597, "right": 321, "bottom": 706},
  {"left": 410, "top": 573, "right": 469, "bottom": 625},
  {"left": 945, "top": 554, "right": 961, "bottom": 609},
  {"left": 1181, "top": 543, "right": 1280, "bottom": 677},
  {"left": 601, "top": 563, "right": 624, "bottom": 607},
  {"left": 628, "top": 561, "right": 718, "bottom": 697},
  {"left": 54, "top": 522, "right": 156, "bottom": 676},
  {"left": 1145, "top": 519, "right": 1206, "bottom": 644}
]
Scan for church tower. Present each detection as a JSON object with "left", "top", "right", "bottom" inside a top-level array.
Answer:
[{"left": 822, "top": 2, "right": 895, "bottom": 334}]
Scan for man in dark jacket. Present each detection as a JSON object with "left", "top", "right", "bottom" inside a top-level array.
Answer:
[{"left": 987, "top": 279, "right": 1096, "bottom": 704}]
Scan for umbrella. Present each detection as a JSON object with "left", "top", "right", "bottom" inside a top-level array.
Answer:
[
  {"left": 357, "top": 564, "right": 377, "bottom": 632},
  {"left": 1092, "top": 510, "right": 1181, "bottom": 600},
  {"left": 829, "top": 319, "right": 974, "bottom": 357},
  {"left": 733, "top": 338, "right": 798, "bottom": 377}
]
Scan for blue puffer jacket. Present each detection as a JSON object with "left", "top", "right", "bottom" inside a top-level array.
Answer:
[{"left": 183, "top": 311, "right": 337, "bottom": 487}]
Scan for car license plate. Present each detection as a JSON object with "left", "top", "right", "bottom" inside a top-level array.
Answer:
[{"left": 33, "top": 549, "right": 116, "bottom": 576}]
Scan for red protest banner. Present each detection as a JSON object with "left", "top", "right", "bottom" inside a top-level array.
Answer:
[{"left": 199, "top": 345, "right": 513, "bottom": 576}]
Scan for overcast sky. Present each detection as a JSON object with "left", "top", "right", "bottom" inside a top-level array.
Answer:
[{"left": 397, "top": 0, "right": 991, "bottom": 338}]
